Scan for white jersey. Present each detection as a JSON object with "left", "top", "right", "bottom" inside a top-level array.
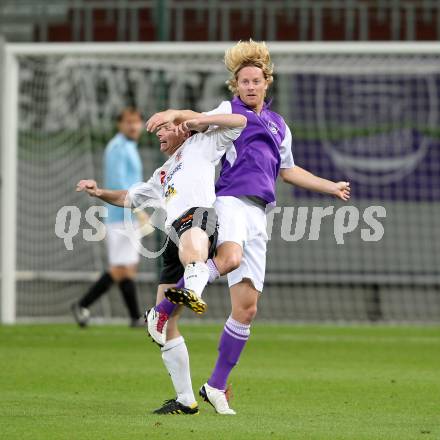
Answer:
[{"left": 129, "top": 126, "right": 243, "bottom": 231}]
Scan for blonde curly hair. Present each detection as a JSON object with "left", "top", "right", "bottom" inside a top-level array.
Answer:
[{"left": 224, "top": 39, "right": 274, "bottom": 95}]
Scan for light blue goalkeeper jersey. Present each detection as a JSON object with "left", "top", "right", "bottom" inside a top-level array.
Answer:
[{"left": 104, "top": 133, "right": 142, "bottom": 224}]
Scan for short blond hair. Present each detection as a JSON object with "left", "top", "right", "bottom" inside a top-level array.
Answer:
[{"left": 224, "top": 39, "right": 274, "bottom": 95}]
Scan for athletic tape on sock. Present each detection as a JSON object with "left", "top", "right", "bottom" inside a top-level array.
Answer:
[{"left": 184, "top": 262, "right": 209, "bottom": 297}]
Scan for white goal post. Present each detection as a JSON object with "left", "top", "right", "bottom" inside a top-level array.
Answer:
[
  {"left": 1, "top": 40, "right": 19, "bottom": 324},
  {"left": 2, "top": 42, "right": 440, "bottom": 324}
]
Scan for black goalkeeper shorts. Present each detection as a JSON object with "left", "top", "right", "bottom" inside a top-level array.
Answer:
[{"left": 159, "top": 207, "right": 218, "bottom": 284}]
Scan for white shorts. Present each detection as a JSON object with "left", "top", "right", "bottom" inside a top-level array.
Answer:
[
  {"left": 215, "top": 196, "right": 268, "bottom": 292},
  {"left": 105, "top": 222, "right": 141, "bottom": 266}
]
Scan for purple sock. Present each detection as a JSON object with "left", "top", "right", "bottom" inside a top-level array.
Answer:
[
  {"left": 155, "top": 277, "right": 185, "bottom": 315},
  {"left": 208, "top": 316, "right": 250, "bottom": 391}
]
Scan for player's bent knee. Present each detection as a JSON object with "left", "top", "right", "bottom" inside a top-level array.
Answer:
[
  {"left": 235, "top": 305, "right": 257, "bottom": 324},
  {"left": 229, "top": 254, "right": 242, "bottom": 271},
  {"left": 215, "top": 244, "right": 242, "bottom": 274},
  {"left": 220, "top": 253, "right": 241, "bottom": 273},
  {"left": 246, "top": 305, "right": 258, "bottom": 322}
]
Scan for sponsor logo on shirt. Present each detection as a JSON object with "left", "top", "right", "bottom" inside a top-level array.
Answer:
[
  {"left": 164, "top": 183, "right": 177, "bottom": 201},
  {"left": 165, "top": 162, "right": 183, "bottom": 184}
]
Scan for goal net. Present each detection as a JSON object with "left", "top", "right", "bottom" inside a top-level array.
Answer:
[{"left": 2, "top": 43, "right": 440, "bottom": 323}]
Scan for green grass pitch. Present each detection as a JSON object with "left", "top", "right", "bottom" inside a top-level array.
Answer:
[{"left": 1, "top": 324, "right": 439, "bottom": 440}]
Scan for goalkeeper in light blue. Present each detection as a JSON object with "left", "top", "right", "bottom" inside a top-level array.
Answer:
[{"left": 71, "top": 108, "right": 146, "bottom": 327}]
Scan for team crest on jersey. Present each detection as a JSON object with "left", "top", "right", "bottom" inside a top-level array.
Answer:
[
  {"left": 267, "top": 120, "right": 279, "bottom": 135},
  {"left": 164, "top": 183, "right": 177, "bottom": 200}
]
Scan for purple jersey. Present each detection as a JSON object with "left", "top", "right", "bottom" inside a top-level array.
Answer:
[{"left": 206, "top": 97, "right": 294, "bottom": 204}]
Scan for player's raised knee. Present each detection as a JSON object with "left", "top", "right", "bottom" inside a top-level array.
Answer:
[
  {"left": 215, "top": 242, "right": 242, "bottom": 274},
  {"left": 221, "top": 253, "right": 242, "bottom": 273}
]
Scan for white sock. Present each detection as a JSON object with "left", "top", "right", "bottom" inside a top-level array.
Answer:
[
  {"left": 207, "top": 258, "right": 220, "bottom": 284},
  {"left": 184, "top": 262, "right": 209, "bottom": 297},
  {"left": 161, "top": 336, "right": 196, "bottom": 407}
]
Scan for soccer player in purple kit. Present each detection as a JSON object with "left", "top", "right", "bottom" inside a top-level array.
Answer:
[{"left": 146, "top": 40, "right": 351, "bottom": 415}]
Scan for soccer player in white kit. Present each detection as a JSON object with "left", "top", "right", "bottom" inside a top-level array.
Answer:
[
  {"left": 146, "top": 40, "right": 351, "bottom": 415},
  {"left": 76, "top": 112, "right": 247, "bottom": 415}
]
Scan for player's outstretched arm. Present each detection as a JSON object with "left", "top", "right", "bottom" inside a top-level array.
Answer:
[
  {"left": 76, "top": 179, "right": 131, "bottom": 207},
  {"left": 145, "top": 109, "right": 202, "bottom": 132},
  {"left": 178, "top": 114, "right": 247, "bottom": 133},
  {"left": 279, "top": 166, "right": 351, "bottom": 201}
]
